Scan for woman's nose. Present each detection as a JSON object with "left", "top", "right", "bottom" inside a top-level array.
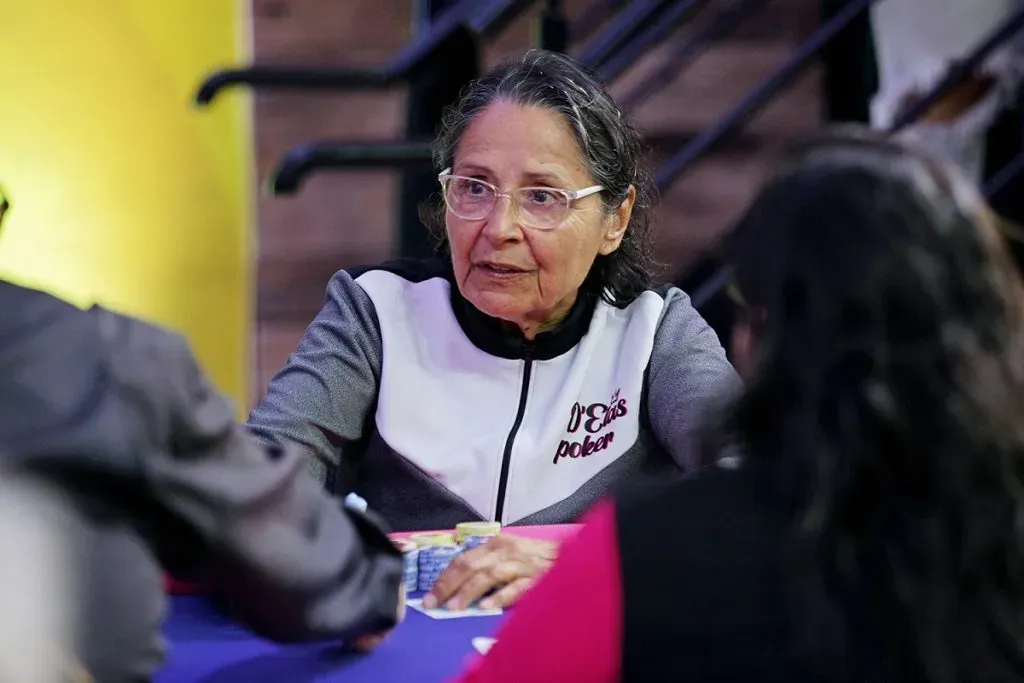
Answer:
[{"left": 480, "top": 195, "right": 523, "bottom": 243}]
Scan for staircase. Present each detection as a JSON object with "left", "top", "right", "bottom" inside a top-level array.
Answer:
[{"left": 250, "top": 0, "right": 823, "bottom": 403}]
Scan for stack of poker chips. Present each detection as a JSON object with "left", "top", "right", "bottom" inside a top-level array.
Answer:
[
  {"left": 397, "top": 523, "right": 505, "bottom": 594},
  {"left": 409, "top": 533, "right": 461, "bottom": 593},
  {"left": 392, "top": 539, "right": 420, "bottom": 594},
  {"left": 455, "top": 521, "right": 502, "bottom": 551}
]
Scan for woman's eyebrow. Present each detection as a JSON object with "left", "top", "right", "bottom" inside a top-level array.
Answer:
[
  {"left": 453, "top": 162, "right": 493, "bottom": 177},
  {"left": 452, "top": 162, "right": 575, "bottom": 187},
  {"left": 521, "top": 171, "right": 572, "bottom": 187}
]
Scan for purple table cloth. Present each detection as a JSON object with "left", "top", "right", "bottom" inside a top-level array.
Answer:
[{"left": 156, "top": 596, "right": 503, "bottom": 683}]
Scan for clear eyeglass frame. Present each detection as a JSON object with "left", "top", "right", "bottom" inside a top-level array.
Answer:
[{"left": 437, "top": 168, "right": 604, "bottom": 230}]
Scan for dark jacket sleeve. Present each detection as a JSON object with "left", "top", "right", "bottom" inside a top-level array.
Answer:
[{"left": 92, "top": 308, "right": 403, "bottom": 642}]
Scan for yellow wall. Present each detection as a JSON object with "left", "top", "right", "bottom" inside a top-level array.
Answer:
[{"left": 0, "top": 1, "right": 254, "bottom": 414}]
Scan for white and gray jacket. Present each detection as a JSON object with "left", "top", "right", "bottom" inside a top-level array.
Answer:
[{"left": 248, "top": 258, "right": 740, "bottom": 531}]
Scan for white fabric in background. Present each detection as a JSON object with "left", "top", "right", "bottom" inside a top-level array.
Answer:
[
  {"left": 869, "top": 0, "right": 1024, "bottom": 183},
  {"left": 0, "top": 476, "right": 79, "bottom": 683}
]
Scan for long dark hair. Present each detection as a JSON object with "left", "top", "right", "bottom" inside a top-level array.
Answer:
[
  {"left": 723, "top": 129, "right": 1024, "bottom": 682},
  {"left": 421, "top": 49, "right": 659, "bottom": 306}
]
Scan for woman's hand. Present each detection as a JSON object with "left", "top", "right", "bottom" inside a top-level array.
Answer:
[{"left": 422, "top": 535, "right": 558, "bottom": 611}]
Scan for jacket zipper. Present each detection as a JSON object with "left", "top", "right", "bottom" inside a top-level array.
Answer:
[{"left": 494, "top": 343, "right": 534, "bottom": 522}]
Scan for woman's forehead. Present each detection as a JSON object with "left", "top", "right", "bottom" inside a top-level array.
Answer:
[{"left": 454, "top": 102, "right": 590, "bottom": 182}]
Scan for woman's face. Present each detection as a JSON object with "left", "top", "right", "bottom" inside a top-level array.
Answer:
[{"left": 445, "top": 101, "right": 634, "bottom": 338}]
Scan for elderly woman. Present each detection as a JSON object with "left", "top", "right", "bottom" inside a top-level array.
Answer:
[
  {"left": 453, "top": 130, "right": 1024, "bottom": 682},
  {"left": 248, "top": 50, "right": 739, "bottom": 609}
]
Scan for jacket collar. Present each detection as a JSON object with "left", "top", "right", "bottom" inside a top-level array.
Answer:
[{"left": 445, "top": 265, "right": 597, "bottom": 361}]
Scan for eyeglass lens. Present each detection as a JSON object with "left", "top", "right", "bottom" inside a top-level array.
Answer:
[{"left": 444, "top": 177, "right": 570, "bottom": 228}]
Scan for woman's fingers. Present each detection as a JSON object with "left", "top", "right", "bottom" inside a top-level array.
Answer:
[
  {"left": 423, "top": 545, "right": 493, "bottom": 608},
  {"left": 478, "top": 576, "right": 535, "bottom": 610},
  {"left": 424, "top": 535, "right": 558, "bottom": 610}
]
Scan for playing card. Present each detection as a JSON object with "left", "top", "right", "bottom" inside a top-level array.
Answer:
[{"left": 407, "top": 598, "right": 503, "bottom": 619}]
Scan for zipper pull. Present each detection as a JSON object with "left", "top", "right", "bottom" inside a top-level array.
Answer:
[{"left": 522, "top": 342, "right": 534, "bottom": 361}]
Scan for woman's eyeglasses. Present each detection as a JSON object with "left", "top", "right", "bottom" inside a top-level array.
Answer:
[{"left": 438, "top": 169, "right": 603, "bottom": 230}]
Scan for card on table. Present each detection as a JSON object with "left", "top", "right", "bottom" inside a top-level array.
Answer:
[
  {"left": 472, "top": 637, "right": 497, "bottom": 654},
  {"left": 407, "top": 598, "right": 503, "bottom": 620}
]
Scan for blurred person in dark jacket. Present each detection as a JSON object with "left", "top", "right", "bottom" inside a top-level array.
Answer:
[
  {"left": 454, "top": 129, "right": 1024, "bottom": 683},
  {"left": 0, "top": 188, "right": 404, "bottom": 682}
]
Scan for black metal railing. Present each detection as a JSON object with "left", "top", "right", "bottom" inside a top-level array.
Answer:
[
  {"left": 591, "top": 0, "right": 711, "bottom": 82},
  {"left": 617, "top": 0, "right": 771, "bottom": 112},
  {"left": 569, "top": 0, "right": 630, "bottom": 43},
  {"left": 200, "top": 0, "right": 723, "bottom": 198},
  {"left": 269, "top": 0, "right": 719, "bottom": 196},
  {"left": 251, "top": 0, "right": 557, "bottom": 198},
  {"left": 654, "top": 0, "right": 880, "bottom": 192},
  {"left": 195, "top": 0, "right": 533, "bottom": 105},
  {"left": 576, "top": 0, "right": 689, "bottom": 72},
  {"left": 272, "top": 142, "right": 435, "bottom": 194},
  {"left": 683, "top": 0, "right": 1024, "bottom": 309},
  {"left": 200, "top": 0, "right": 1024, "bottom": 280}
]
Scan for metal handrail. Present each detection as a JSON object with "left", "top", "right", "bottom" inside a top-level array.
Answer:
[
  {"left": 686, "top": 2, "right": 1024, "bottom": 309},
  {"left": 271, "top": 142, "right": 435, "bottom": 194},
  {"left": 195, "top": 0, "right": 533, "bottom": 105},
  {"left": 195, "top": 68, "right": 390, "bottom": 104},
  {"left": 986, "top": 149, "right": 1024, "bottom": 197},
  {"left": 257, "top": 0, "right": 707, "bottom": 194},
  {"left": 887, "top": 3, "right": 1024, "bottom": 132},
  {"left": 577, "top": 0, "right": 678, "bottom": 71},
  {"left": 618, "top": 0, "right": 772, "bottom": 112},
  {"left": 653, "top": 0, "right": 879, "bottom": 191},
  {"left": 468, "top": 0, "right": 539, "bottom": 38},
  {"left": 569, "top": 0, "right": 630, "bottom": 43},
  {"left": 596, "top": 0, "right": 711, "bottom": 83}
]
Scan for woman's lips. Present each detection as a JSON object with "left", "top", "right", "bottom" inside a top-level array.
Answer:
[{"left": 476, "top": 262, "right": 529, "bottom": 279}]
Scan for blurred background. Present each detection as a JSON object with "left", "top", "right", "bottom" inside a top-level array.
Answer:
[
  {"left": 0, "top": 1, "right": 253, "bottom": 413},
  {"left": 2, "top": 0, "right": 1021, "bottom": 413}
]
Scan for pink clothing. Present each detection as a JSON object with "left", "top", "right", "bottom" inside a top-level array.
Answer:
[{"left": 453, "top": 501, "right": 622, "bottom": 683}]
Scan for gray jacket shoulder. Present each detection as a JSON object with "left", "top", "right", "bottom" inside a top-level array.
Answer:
[
  {"left": 644, "top": 284, "right": 742, "bottom": 471},
  {"left": 247, "top": 268, "right": 386, "bottom": 488}
]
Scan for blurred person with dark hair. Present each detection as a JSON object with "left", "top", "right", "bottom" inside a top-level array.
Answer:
[
  {"left": 0, "top": 186, "right": 405, "bottom": 682},
  {"left": 453, "top": 129, "right": 1024, "bottom": 683}
]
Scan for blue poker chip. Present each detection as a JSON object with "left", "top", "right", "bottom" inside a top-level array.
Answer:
[
  {"left": 402, "top": 547, "right": 419, "bottom": 593},
  {"left": 461, "top": 534, "right": 493, "bottom": 550},
  {"left": 417, "top": 544, "right": 461, "bottom": 592}
]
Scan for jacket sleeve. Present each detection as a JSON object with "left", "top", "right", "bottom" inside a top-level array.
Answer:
[
  {"left": 646, "top": 287, "right": 742, "bottom": 471},
  {"left": 93, "top": 308, "right": 403, "bottom": 643},
  {"left": 247, "top": 269, "right": 383, "bottom": 491}
]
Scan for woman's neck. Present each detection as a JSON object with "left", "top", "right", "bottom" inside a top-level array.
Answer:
[{"left": 503, "top": 296, "right": 577, "bottom": 341}]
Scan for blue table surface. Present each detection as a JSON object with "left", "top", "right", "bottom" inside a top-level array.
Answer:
[{"left": 156, "top": 595, "right": 504, "bottom": 683}]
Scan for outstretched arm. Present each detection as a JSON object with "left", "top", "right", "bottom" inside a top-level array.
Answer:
[{"left": 94, "top": 308, "right": 404, "bottom": 642}]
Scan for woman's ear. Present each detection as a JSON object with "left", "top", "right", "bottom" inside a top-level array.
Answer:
[{"left": 598, "top": 185, "right": 636, "bottom": 256}]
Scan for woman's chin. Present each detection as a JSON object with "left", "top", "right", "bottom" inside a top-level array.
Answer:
[{"left": 465, "top": 290, "right": 530, "bottom": 325}]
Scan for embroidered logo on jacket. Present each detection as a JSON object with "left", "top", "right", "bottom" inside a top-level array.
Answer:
[{"left": 553, "top": 388, "right": 629, "bottom": 464}]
